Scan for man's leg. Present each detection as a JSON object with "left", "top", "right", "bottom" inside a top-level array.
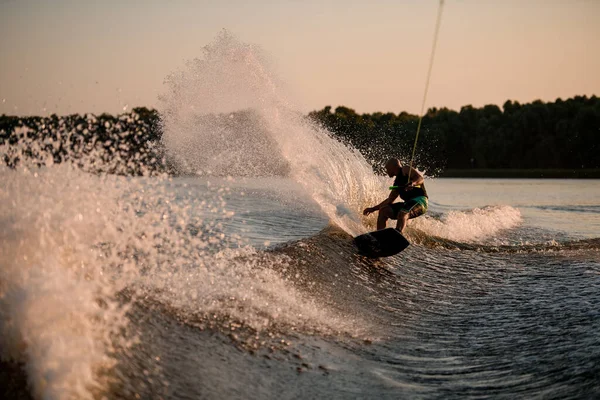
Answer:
[
  {"left": 396, "top": 201, "right": 425, "bottom": 233},
  {"left": 396, "top": 211, "right": 410, "bottom": 233},
  {"left": 377, "top": 206, "right": 394, "bottom": 230}
]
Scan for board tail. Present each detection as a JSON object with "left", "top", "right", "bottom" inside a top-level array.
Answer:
[{"left": 354, "top": 228, "right": 410, "bottom": 258}]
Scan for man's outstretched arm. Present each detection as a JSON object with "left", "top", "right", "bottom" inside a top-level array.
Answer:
[{"left": 363, "top": 190, "right": 399, "bottom": 216}]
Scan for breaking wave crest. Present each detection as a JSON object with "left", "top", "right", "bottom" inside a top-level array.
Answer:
[{"left": 411, "top": 205, "right": 523, "bottom": 243}]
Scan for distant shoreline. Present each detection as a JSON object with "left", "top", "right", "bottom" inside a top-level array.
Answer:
[{"left": 438, "top": 169, "right": 600, "bottom": 179}]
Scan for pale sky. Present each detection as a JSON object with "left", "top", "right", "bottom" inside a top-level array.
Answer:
[{"left": 1, "top": 0, "right": 599, "bottom": 116}]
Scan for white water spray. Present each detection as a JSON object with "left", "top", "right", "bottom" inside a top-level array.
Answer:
[{"left": 160, "top": 31, "right": 385, "bottom": 235}]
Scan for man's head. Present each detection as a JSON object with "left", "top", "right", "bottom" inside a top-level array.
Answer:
[{"left": 384, "top": 158, "right": 402, "bottom": 177}]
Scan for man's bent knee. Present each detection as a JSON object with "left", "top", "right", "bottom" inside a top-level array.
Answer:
[
  {"left": 396, "top": 211, "right": 409, "bottom": 223},
  {"left": 378, "top": 206, "right": 394, "bottom": 219}
]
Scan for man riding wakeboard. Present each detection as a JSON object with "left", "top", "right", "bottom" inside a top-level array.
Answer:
[{"left": 362, "top": 158, "right": 428, "bottom": 233}]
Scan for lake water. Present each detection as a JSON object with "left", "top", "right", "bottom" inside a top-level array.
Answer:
[{"left": 3, "top": 168, "right": 599, "bottom": 399}]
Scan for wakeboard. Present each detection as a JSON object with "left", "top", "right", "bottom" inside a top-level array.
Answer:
[{"left": 354, "top": 228, "right": 410, "bottom": 258}]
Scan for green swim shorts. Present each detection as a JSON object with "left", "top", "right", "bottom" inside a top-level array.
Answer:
[{"left": 390, "top": 196, "right": 428, "bottom": 220}]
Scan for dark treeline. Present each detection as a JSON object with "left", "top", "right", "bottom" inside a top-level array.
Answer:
[
  {"left": 309, "top": 95, "right": 600, "bottom": 174},
  {"left": 1, "top": 95, "right": 599, "bottom": 176},
  {"left": 0, "top": 107, "right": 171, "bottom": 175}
]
